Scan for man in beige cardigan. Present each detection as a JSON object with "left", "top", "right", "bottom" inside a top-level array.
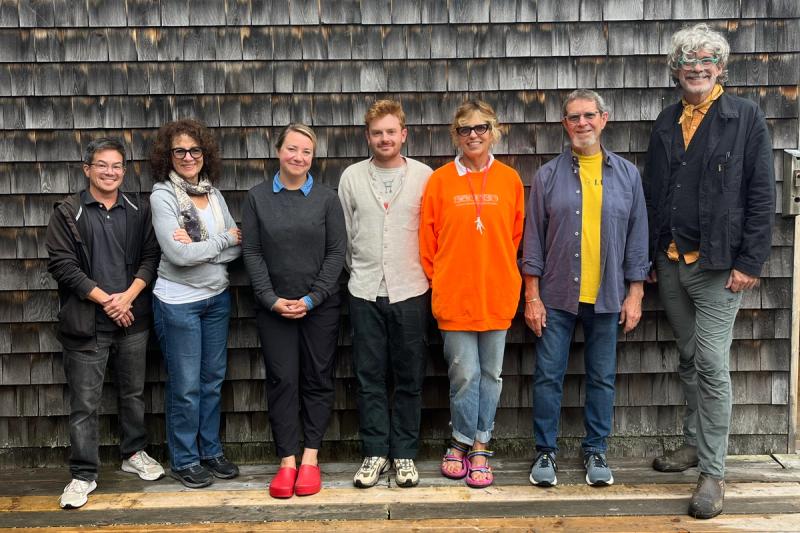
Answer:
[{"left": 338, "top": 99, "right": 433, "bottom": 489}]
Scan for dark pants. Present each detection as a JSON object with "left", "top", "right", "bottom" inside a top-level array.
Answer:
[
  {"left": 63, "top": 329, "right": 149, "bottom": 481},
  {"left": 349, "top": 292, "right": 429, "bottom": 459},
  {"left": 256, "top": 292, "right": 341, "bottom": 458}
]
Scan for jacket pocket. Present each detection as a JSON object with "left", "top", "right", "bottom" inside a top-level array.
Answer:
[{"left": 715, "top": 155, "right": 743, "bottom": 192}]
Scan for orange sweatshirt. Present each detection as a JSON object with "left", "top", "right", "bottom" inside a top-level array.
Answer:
[{"left": 420, "top": 159, "right": 525, "bottom": 331}]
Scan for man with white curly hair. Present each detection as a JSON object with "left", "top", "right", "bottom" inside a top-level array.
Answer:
[{"left": 643, "top": 23, "right": 775, "bottom": 519}]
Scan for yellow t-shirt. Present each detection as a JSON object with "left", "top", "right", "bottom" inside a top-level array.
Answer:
[{"left": 577, "top": 151, "right": 603, "bottom": 304}]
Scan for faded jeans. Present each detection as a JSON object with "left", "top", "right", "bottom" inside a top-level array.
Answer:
[{"left": 441, "top": 330, "right": 507, "bottom": 445}]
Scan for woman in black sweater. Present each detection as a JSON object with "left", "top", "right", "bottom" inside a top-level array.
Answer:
[{"left": 241, "top": 123, "right": 346, "bottom": 498}]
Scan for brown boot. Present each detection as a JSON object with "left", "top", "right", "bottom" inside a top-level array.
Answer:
[
  {"left": 688, "top": 473, "right": 724, "bottom": 519},
  {"left": 652, "top": 444, "right": 699, "bottom": 472}
]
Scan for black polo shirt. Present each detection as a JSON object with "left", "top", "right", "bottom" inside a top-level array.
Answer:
[{"left": 81, "top": 190, "right": 128, "bottom": 331}]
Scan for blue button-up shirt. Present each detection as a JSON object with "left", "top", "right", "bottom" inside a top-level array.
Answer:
[{"left": 521, "top": 148, "right": 650, "bottom": 314}]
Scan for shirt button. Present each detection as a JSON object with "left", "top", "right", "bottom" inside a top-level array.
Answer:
[
  {"left": 574, "top": 232, "right": 579, "bottom": 236},
  {"left": 676, "top": 184, "right": 681, "bottom": 188},
  {"left": 574, "top": 253, "right": 579, "bottom": 258},
  {"left": 576, "top": 190, "right": 580, "bottom": 194},
  {"left": 573, "top": 277, "right": 579, "bottom": 282},
  {"left": 681, "top": 162, "right": 687, "bottom": 166},
  {"left": 672, "top": 206, "right": 677, "bottom": 210},
  {"left": 575, "top": 210, "right": 580, "bottom": 215}
]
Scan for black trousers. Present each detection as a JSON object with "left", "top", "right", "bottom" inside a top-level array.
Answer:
[
  {"left": 349, "top": 292, "right": 429, "bottom": 458},
  {"left": 256, "top": 292, "right": 341, "bottom": 458}
]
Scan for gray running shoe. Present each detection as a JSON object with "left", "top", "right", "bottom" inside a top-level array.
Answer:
[
  {"left": 393, "top": 458, "right": 419, "bottom": 487},
  {"left": 353, "top": 456, "right": 389, "bottom": 488},
  {"left": 529, "top": 451, "right": 558, "bottom": 487},
  {"left": 584, "top": 452, "right": 614, "bottom": 486}
]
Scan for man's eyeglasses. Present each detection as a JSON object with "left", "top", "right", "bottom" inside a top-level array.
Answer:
[
  {"left": 88, "top": 163, "right": 125, "bottom": 172},
  {"left": 678, "top": 56, "right": 720, "bottom": 68},
  {"left": 564, "top": 112, "right": 600, "bottom": 124},
  {"left": 171, "top": 147, "right": 204, "bottom": 159},
  {"left": 455, "top": 124, "right": 491, "bottom": 137}
]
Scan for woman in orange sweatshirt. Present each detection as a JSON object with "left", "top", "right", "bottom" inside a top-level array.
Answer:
[{"left": 420, "top": 100, "right": 524, "bottom": 488}]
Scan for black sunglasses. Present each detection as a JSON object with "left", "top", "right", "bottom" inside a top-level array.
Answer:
[
  {"left": 171, "top": 147, "right": 204, "bottom": 159},
  {"left": 456, "top": 124, "right": 491, "bottom": 137}
]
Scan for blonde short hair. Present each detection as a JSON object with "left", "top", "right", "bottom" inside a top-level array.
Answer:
[
  {"left": 275, "top": 123, "right": 317, "bottom": 154},
  {"left": 449, "top": 99, "right": 502, "bottom": 148}
]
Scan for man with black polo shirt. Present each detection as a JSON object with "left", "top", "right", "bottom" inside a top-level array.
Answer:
[
  {"left": 46, "top": 138, "right": 164, "bottom": 509},
  {"left": 644, "top": 24, "right": 775, "bottom": 519}
]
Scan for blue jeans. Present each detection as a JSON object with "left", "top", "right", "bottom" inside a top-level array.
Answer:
[
  {"left": 63, "top": 329, "right": 149, "bottom": 481},
  {"left": 533, "top": 304, "right": 619, "bottom": 455},
  {"left": 441, "top": 330, "right": 507, "bottom": 445},
  {"left": 153, "top": 290, "right": 230, "bottom": 470}
]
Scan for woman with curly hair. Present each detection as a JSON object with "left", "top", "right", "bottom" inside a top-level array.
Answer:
[{"left": 149, "top": 119, "right": 241, "bottom": 489}]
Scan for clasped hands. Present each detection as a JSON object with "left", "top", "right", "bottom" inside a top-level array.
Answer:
[
  {"left": 272, "top": 298, "right": 308, "bottom": 319},
  {"left": 103, "top": 292, "right": 134, "bottom": 327}
]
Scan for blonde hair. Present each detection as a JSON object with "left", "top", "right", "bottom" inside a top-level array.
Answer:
[
  {"left": 275, "top": 123, "right": 317, "bottom": 153},
  {"left": 449, "top": 99, "right": 502, "bottom": 147},
  {"left": 364, "top": 99, "right": 406, "bottom": 129}
]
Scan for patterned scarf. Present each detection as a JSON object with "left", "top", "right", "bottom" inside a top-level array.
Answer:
[{"left": 168, "top": 170, "right": 225, "bottom": 241}]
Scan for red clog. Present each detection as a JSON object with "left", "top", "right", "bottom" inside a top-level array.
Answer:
[
  {"left": 294, "top": 464, "right": 321, "bottom": 496},
  {"left": 269, "top": 466, "right": 297, "bottom": 498}
]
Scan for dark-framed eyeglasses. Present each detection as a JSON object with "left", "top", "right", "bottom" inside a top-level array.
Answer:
[
  {"left": 564, "top": 112, "right": 600, "bottom": 124},
  {"left": 171, "top": 147, "right": 204, "bottom": 159},
  {"left": 455, "top": 124, "right": 491, "bottom": 137},
  {"left": 87, "top": 162, "right": 125, "bottom": 172},
  {"left": 678, "top": 55, "right": 720, "bottom": 68}
]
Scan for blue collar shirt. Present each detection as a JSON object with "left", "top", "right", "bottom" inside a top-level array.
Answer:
[{"left": 521, "top": 147, "right": 650, "bottom": 314}]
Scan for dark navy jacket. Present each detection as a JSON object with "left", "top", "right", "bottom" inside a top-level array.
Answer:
[{"left": 643, "top": 92, "right": 775, "bottom": 277}]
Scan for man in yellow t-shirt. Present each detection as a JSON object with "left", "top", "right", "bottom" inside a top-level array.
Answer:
[{"left": 522, "top": 89, "right": 649, "bottom": 489}]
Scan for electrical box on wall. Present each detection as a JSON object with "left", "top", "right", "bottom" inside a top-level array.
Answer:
[{"left": 782, "top": 149, "right": 800, "bottom": 217}]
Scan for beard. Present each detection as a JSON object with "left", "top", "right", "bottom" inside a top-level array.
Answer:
[{"left": 572, "top": 132, "right": 598, "bottom": 150}]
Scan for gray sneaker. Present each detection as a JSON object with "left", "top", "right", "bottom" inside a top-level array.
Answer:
[
  {"left": 59, "top": 478, "right": 97, "bottom": 509},
  {"left": 529, "top": 451, "right": 557, "bottom": 487},
  {"left": 584, "top": 452, "right": 614, "bottom": 486},
  {"left": 353, "top": 456, "right": 389, "bottom": 488},
  {"left": 393, "top": 458, "right": 419, "bottom": 488}
]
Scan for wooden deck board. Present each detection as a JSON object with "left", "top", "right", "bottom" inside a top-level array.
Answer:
[
  {"left": 3, "top": 515, "right": 800, "bottom": 533},
  {"left": 2, "top": 457, "right": 800, "bottom": 528}
]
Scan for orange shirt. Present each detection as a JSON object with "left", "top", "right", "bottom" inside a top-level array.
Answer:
[{"left": 419, "top": 159, "right": 525, "bottom": 331}]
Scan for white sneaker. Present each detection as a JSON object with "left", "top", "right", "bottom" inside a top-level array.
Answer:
[
  {"left": 121, "top": 450, "right": 165, "bottom": 481},
  {"left": 393, "top": 458, "right": 419, "bottom": 487},
  {"left": 353, "top": 456, "right": 389, "bottom": 488},
  {"left": 59, "top": 479, "right": 97, "bottom": 509}
]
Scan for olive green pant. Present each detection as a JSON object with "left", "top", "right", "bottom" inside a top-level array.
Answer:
[{"left": 656, "top": 254, "right": 743, "bottom": 478}]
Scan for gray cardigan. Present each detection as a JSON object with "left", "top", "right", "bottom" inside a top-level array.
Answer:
[{"left": 150, "top": 181, "right": 241, "bottom": 292}]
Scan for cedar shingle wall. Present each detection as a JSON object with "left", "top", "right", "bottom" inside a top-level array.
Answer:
[{"left": 0, "top": 0, "right": 798, "bottom": 466}]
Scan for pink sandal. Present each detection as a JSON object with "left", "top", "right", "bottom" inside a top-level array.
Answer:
[
  {"left": 465, "top": 449, "right": 494, "bottom": 488},
  {"left": 440, "top": 441, "right": 470, "bottom": 479}
]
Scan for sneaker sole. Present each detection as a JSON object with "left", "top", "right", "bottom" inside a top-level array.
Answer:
[
  {"left": 395, "top": 477, "right": 419, "bottom": 488},
  {"left": 353, "top": 462, "right": 389, "bottom": 488},
  {"left": 60, "top": 482, "right": 96, "bottom": 509},
  {"left": 121, "top": 463, "right": 165, "bottom": 481},
  {"left": 586, "top": 472, "right": 614, "bottom": 486},
  {"left": 169, "top": 470, "right": 214, "bottom": 489},
  {"left": 202, "top": 467, "right": 239, "bottom": 480},
  {"left": 529, "top": 473, "right": 557, "bottom": 487}
]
